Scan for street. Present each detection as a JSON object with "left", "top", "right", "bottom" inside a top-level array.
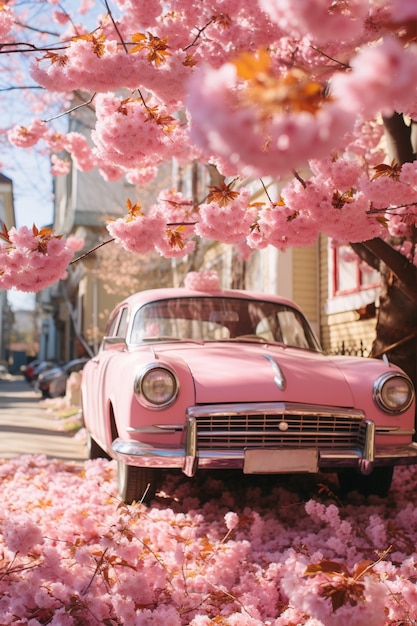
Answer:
[{"left": 0, "top": 374, "right": 88, "bottom": 462}]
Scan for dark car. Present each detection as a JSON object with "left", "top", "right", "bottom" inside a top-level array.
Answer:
[
  {"left": 31, "top": 361, "right": 58, "bottom": 388},
  {"left": 38, "top": 358, "right": 88, "bottom": 398},
  {"left": 23, "top": 359, "right": 42, "bottom": 382}
]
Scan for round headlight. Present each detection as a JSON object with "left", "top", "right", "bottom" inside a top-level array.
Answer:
[
  {"left": 135, "top": 366, "right": 178, "bottom": 407},
  {"left": 373, "top": 373, "right": 415, "bottom": 414}
]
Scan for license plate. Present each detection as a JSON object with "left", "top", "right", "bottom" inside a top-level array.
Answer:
[{"left": 243, "top": 449, "right": 318, "bottom": 474}]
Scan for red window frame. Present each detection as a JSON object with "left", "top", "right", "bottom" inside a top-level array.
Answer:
[{"left": 332, "top": 245, "right": 380, "bottom": 296}]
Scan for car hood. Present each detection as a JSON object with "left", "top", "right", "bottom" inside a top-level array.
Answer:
[{"left": 155, "top": 342, "right": 355, "bottom": 407}]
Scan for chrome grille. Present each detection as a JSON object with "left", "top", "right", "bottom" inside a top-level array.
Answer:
[{"left": 187, "top": 403, "right": 365, "bottom": 450}]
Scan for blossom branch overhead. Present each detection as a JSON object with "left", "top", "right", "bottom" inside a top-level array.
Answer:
[{"left": 1, "top": 0, "right": 417, "bottom": 290}]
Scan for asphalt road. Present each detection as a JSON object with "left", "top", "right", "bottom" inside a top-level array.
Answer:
[{"left": 0, "top": 374, "right": 88, "bottom": 462}]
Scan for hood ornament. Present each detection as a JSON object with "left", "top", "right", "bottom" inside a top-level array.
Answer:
[{"left": 263, "top": 354, "right": 286, "bottom": 391}]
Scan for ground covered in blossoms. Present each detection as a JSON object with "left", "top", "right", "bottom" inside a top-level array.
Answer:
[{"left": 2, "top": 453, "right": 417, "bottom": 625}]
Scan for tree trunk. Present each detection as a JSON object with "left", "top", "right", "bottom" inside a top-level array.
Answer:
[
  {"left": 371, "top": 263, "right": 417, "bottom": 385},
  {"left": 355, "top": 112, "right": 417, "bottom": 431}
]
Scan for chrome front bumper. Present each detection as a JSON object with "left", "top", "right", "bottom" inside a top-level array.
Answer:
[{"left": 112, "top": 415, "right": 417, "bottom": 477}]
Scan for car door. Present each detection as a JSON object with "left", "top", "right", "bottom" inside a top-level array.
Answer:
[{"left": 83, "top": 305, "right": 129, "bottom": 447}]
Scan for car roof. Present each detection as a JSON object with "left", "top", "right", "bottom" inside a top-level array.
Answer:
[{"left": 116, "top": 287, "right": 303, "bottom": 313}]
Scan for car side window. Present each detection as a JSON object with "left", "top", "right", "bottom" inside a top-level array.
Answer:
[
  {"left": 105, "top": 306, "right": 128, "bottom": 339},
  {"left": 116, "top": 307, "right": 128, "bottom": 338},
  {"left": 106, "top": 312, "right": 120, "bottom": 337}
]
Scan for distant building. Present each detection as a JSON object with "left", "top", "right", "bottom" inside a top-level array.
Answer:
[{"left": 0, "top": 173, "right": 16, "bottom": 366}]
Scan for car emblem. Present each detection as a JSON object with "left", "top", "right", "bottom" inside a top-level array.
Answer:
[
  {"left": 263, "top": 354, "right": 286, "bottom": 390},
  {"left": 278, "top": 421, "right": 289, "bottom": 431}
]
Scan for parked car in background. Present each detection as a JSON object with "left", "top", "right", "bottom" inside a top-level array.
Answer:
[
  {"left": 30, "top": 361, "right": 58, "bottom": 386},
  {"left": 81, "top": 274, "right": 417, "bottom": 504},
  {"left": 38, "top": 358, "right": 88, "bottom": 398},
  {"left": 23, "top": 359, "right": 42, "bottom": 382}
]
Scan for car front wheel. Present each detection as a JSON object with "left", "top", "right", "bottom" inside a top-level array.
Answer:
[
  {"left": 337, "top": 466, "right": 394, "bottom": 497},
  {"left": 117, "top": 462, "right": 158, "bottom": 504}
]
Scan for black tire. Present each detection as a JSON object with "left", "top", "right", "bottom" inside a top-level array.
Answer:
[
  {"left": 86, "top": 431, "right": 110, "bottom": 460},
  {"left": 117, "top": 462, "right": 158, "bottom": 504},
  {"left": 338, "top": 466, "right": 394, "bottom": 497}
]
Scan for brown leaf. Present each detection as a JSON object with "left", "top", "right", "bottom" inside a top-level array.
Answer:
[
  {"left": 72, "top": 32, "right": 107, "bottom": 58},
  {"left": 352, "top": 560, "right": 376, "bottom": 579},
  {"left": 321, "top": 580, "right": 365, "bottom": 611},
  {"left": 304, "top": 559, "right": 348, "bottom": 577},
  {"left": 232, "top": 48, "right": 272, "bottom": 80},
  {"left": 371, "top": 160, "right": 401, "bottom": 181},
  {"left": 286, "top": 210, "right": 299, "bottom": 222},
  {"left": 212, "top": 13, "right": 232, "bottom": 30},
  {"left": 129, "top": 32, "right": 171, "bottom": 66},
  {"left": 332, "top": 188, "right": 355, "bottom": 209},
  {"left": 30, "top": 224, "right": 62, "bottom": 254},
  {"left": 238, "top": 64, "right": 326, "bottom": 117},
  {"left": 183, "top": 53, "right": 197, "bottom": 67},
  {"left": 125, "top": 198, "right": 143, "bottom": 221},
  {"left": 117, "top": 98, "right": 133, "bottom": 115},
  {"left": 36, "top": 51, "right": 68, "bottom": 66},
  {"left": 207, "top": 182, "right": 239, "bottom": 207},
  {"left": 145, "top": 106, "right": 176, "bottom": 131},
  {"left": 166, "top": 227, "right": 185, "bottom": 250}
]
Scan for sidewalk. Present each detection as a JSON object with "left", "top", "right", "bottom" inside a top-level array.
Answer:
[{"left": 0, "top": 374, "right": 88, "bottom": 462}]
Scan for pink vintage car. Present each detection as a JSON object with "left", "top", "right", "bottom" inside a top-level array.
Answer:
[{"left": 81, "top": 275, "right": 417, "bottom": 503}]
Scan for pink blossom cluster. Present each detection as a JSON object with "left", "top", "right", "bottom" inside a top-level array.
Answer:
[
  {"left": 260, "top": 0, "right": 367, "bottom": 44},
  {"left": 0, "top": 3, "right": 15, "bottom": 40},
  {"left": 2, "top": 452, "right": 417, "bottom": 624},
  {"left": 4, "top": 0, "right": 417, "bottom": 283},
  {"left": 107, "top": 212, "right": 167, "bottom": 255},
  {"left": 195, "top": 188, "right": 258, "bottom": 244},
  {"left": 331, "top": 36, "right": 417, "bottom": 118},
  {"left": 30, "top": 37, "right": 191, "bottom": 106},
  {"left": 6, "top": 0, "right": 417, "bottom": 188},
  {"left": 92, "top": 93, "right": 191, "bottom": 171},
  {"left": 104, "top": 155, "right": 417, "bottom": 262},
  {"left": 7, "top": 119, "right": 48, "bottom": 149},
  {"left": 0, "top": 227, "right": 84, "bottom": 292},
  {"left": 187, "top": 63, "right": 357, "bottom": 179},
  {"left": 107, "top": 206, "right": 197, "bottom": 259},
  {"left": 184, "top": 271, "right": 221, "bottom": 291}
]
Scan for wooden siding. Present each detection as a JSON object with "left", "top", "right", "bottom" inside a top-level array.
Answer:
[
  {"left": 318, "top": 234, "right": 377, "bottom": 355},
  {"left": 292, "top": 245, "right": 318, "bottom": 324}
]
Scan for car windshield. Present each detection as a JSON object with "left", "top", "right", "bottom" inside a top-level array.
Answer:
[{"left": 130, "top": 297, "right": 321, "bottom": 351}]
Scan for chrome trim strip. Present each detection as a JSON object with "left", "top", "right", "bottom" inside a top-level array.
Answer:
[
  {"left": 184, "top": 416, "right": 198, "bottom": 477},
  {"left": 376, "top": 427, "right": 415, "bottom": 435},
  {"left": 127, "top": 424, "right": 183, "bottom": 433},
  {"left": 263, "top": 354, "right": 286, "bottom": 390},
  {"left": 111, "top": 438, "right": 417, "bottom": 470},
  {"left": 187, "top": 402, "right": 366, "bottom": 420},
  {"left": 363, "top": 420, "right": 375, "bottom": 462}
]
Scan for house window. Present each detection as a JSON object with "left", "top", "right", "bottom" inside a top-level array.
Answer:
[{"left": 333, "top": 244, "right": 380, "bottom": 296}]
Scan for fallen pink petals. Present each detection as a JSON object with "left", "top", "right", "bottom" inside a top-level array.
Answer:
[{"left": 1, "top": 455, "right": 417, "bottom": 624}]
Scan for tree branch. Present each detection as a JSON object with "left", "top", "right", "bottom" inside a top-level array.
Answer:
[
  {"left": 350, "top": 242, "right": 380, "bottom": 271},
  {"left": 358, "top": 237, "right": 417, "bottom": 304},
  {"left": 382, "top": 112, "right": 415, "bottom": 163}
]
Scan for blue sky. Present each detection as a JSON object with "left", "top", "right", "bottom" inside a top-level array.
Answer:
[{"left": 2, "top": 0, "right": 113, "bottom": 310}]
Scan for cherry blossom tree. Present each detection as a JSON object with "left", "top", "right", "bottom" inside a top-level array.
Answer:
[{"left": 1, "top": 0, "right": 417, "bottom": 390}]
